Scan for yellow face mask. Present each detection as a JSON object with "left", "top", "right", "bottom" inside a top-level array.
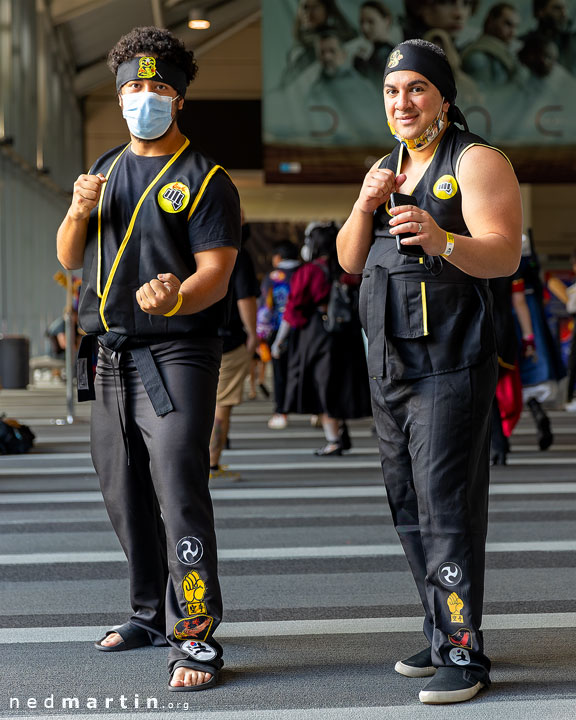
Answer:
[{"left": 388, "top": 100, "right": 446, "bottom": 151}]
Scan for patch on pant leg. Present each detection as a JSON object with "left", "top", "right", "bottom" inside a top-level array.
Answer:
[
  {"left": 182, "top": 570, "right": 207, "bottom": 615},
  {"left": 447, "top": 592, "right": 464, "bottom": 623},
  {"left": 180, "top": 640, "right": 217, "bottom": 662},
  {"left": 449, "top": 628, "right": 472, "bottom": 649},
  {"left": 174, "top": 615, "right": 214, "bottom": 641},
  {"left": 449, "top": 647, "right": 471, "bottom": 665},
  {"left": 438, "top": 562, "right": 463, "bottom": 588},
  {"left": 176, "top": 537, "right": 204, "bottom": 566}
]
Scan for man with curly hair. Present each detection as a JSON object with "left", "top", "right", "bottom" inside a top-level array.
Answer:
[{"left": 57, "top": 26, "right": 241, "bottom": 692}]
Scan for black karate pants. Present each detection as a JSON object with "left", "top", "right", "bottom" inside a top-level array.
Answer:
[
  {"left": 370, "top": 354, "right": 497, "bottom": 685},
  {"left": 91, "top": 338, "right": 224, "bottom": 675}
]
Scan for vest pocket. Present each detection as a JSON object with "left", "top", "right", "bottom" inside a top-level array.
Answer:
[{"left": 388, "top": 279, "right": 428, "bottom": 339}]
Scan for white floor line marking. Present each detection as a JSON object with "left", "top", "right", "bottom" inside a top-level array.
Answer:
[
  {"left": 1, "top": 540, "right": 576, "bottom": 565},
  {"left": 2, "top": 483, "right": 576, "bottom": 505},
  {"left": 3, "top": 455, "right": 576, "bottom": 476},
  {"left": 1, "top": 613, "right": 575, "bottom": 645}
]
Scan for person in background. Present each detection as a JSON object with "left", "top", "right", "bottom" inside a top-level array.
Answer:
[
  {"left": 257, "top": 240, "right": 301, "bottom": 430},
  {"left": 489, "top": 276, "right": 536, "bottom": 465},
  {"left": 547, "top": 247, "right": 576, "bottom": 411},
  {"left": 521, "top": 0, "right": 576, "bottom": 75},
  {"left": 279, "top": 0, "right": 357, "bottom": 88},
  {"left": 354, "top": 1, "right": 394, "bottom": 87},
  {"left": 513, "top": 233, "right": 566, "bottom": 450},
  {"left": 461, "top": 3, "right": 523, "bottom": 86},
  {"left": 402, "top": 0, "right": 479, "bottom": 48},
  {"left": 209, "top": 242, "right": 260, "bottom": 480},
  {"left": 307, "top": 28, "right": 385, "bottom": 146},
  {"left": 272, "top": 222, "right": 371, "bottom": 455}
]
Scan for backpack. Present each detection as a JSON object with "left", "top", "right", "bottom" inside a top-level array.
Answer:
[
  {"left": 322, "top": 280, "right": 353, "bottom": 334},
  {"left": 0, "top": 416, "right": 35, "bottom": 454}
]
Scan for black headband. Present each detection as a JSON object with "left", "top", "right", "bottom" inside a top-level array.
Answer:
[
  {"left": 116, "top": 56, "right": 187, "bottom": 98},
  {"left": 384, "top": 42, "right": 467, "bottom": 128}
]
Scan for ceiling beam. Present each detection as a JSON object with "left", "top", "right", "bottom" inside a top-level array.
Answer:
[
  {"left": 51, "top": 0, "right": 116, "bottom": 25},
  {"left": 150, "top": 0, "right": 164, "bottom": 28}
]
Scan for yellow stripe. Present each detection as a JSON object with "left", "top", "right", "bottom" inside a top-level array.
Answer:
[
  {"left": 455, "top": 143, "right": 513, "bottom": 181},
  {"left": 186, "top": 164, "right": 231, "bottom": 222},
  {"left": 421, "top": 281, "right": 429, "bottom": 336},
  {"left": 498, "top": 356, "right": 516, "bottom": 371},
  {"left": 96, "top": 144, "right": 130, "bottom": 298},
  {"left": 99, "top": 137, "right": 190, "bottom": 331},
  {"left": 395, "top": 145, "right": 403, "bottom": 176}
]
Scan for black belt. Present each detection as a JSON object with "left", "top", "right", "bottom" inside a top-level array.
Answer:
[{"left": 77, "top": 333, "right": 174, "bottom": 417}]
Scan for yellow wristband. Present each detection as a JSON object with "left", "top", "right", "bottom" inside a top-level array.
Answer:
[
  {"left": 442, "top": 232, "right": 455, "bottom": 258},
  {"left": 163, "top": 292, "right": 183, "bottom": 317}
]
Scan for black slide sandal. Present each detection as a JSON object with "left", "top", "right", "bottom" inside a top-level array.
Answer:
[{"left": 94, "top": 622, "right": 152, "bottom": 652}]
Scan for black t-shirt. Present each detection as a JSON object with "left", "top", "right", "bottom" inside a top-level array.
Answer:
[
  {"left": 102, "top": 148, "right": 240, "bottom": 281},
  {"left": 80, "top": 142, "right": 241, "bottom": 340},
  {"left": 220, "top": 248, "right": 260, "bottom": 353}
]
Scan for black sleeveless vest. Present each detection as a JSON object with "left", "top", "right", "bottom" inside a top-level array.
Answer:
[{"left": 359, "top": 124, "right": 506, "bottom": 380}]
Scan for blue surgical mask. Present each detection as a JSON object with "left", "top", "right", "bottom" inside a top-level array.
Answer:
[{"left": 121, "top": 91, "right": 178, "bottom": 140}]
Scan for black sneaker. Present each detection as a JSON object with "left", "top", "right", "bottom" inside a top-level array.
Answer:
[
  {"left": 419, "top": 666, "right": 485, "bottom": 704},
  {"left": 394, "top": 647, "right": 436, "bottom": 678}
]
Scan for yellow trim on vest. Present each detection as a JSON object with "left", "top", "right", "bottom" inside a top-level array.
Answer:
[
  {"left": 98, "top": 137, "right": 191, "bottom": 332},
  {"left": 96, "top": 144, "right": 131, "bottom": 298},
  {"left": 396, "top": 133, "right": 444, "bottom": 195},
  {"left": 186, "top": 164, "right": 231, "bottom": 222},
  {"left": 455, "top": 143, "right": 513, "bottom": 181},
  {"left": 421, "top": 281, "right": 429, "bottom": 336}
]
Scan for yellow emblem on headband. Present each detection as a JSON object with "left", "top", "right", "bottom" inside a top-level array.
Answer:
[
  {"left": 387, "top": 50, "right": 403, "bottom": 69},
  {"left": 138, "top": 57, "right": 157, "bottom": 79}
]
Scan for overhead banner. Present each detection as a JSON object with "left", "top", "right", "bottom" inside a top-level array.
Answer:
[{"left": 262, "top": 0, "right": 576, "bottom": 183}]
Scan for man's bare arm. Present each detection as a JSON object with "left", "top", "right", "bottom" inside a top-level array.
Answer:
[
  {"left": 237, "top": 296, "right": 258, "bottom": 355},
  {"left": 337, "top": 163, "right": 406, "bottom": 274},
  {"left": 136, "top": 246, "right": 238, "bottom": 316},
  {"left": 391, "top": 146, "right": 522, "bottom": 278},
  {"left": 57, "top": 173, "right": 107, "bottom": 270}
]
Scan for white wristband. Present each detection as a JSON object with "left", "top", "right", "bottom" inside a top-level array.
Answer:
[{"left": 441, "top": 232, "right": 455, "bottom": 257}]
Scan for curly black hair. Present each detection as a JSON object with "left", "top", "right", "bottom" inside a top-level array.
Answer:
[{"left": 107, "top": 27, "right": 198, "bottom": 85}]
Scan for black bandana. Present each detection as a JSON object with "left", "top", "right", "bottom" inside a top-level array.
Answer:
[
  {"left": 383, "top": 41, "right": 467, "bottom": 128},
  {"left": 116, "top": 57, "right": 187, "bottom": 98}
]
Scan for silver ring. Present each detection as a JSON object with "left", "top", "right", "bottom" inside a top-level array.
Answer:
[{"left": 417, "top": 222, "right": 423, "bottom": 233}]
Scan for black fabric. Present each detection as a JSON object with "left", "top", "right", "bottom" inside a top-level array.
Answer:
[
  {"left": 489, "top": 277, "right": 518, "bottom": 368},
  {"left": 78, "top": 141, "right": 241, "bottom": 340},
  {"left": 91, "top": 338, "right": 224, "bottom": 672},
  {"left": 370, "top": 353, "right": 497, "bottom": 685},
  {"left": 220, "top": 248, "right": 260, "bottom": 354},
  {"left": 360, "top": 124, "right": 497, "bottom": 380},
  {"left": 116, "top": 57, "right": 187, "bottom": 98},
  {"left": 283, "top": 309, "right": 372, "bottom": 419},
  {"left": 0, "top": 419, "right": 35, "bottom": 455}
]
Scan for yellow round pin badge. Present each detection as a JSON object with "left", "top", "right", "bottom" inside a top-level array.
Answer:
[
  {"left": 433, "top": 175, "right": 458, "bottom": 200},
  {"left": 158, "top": 182, "right": 191, "bottom": 213}
]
